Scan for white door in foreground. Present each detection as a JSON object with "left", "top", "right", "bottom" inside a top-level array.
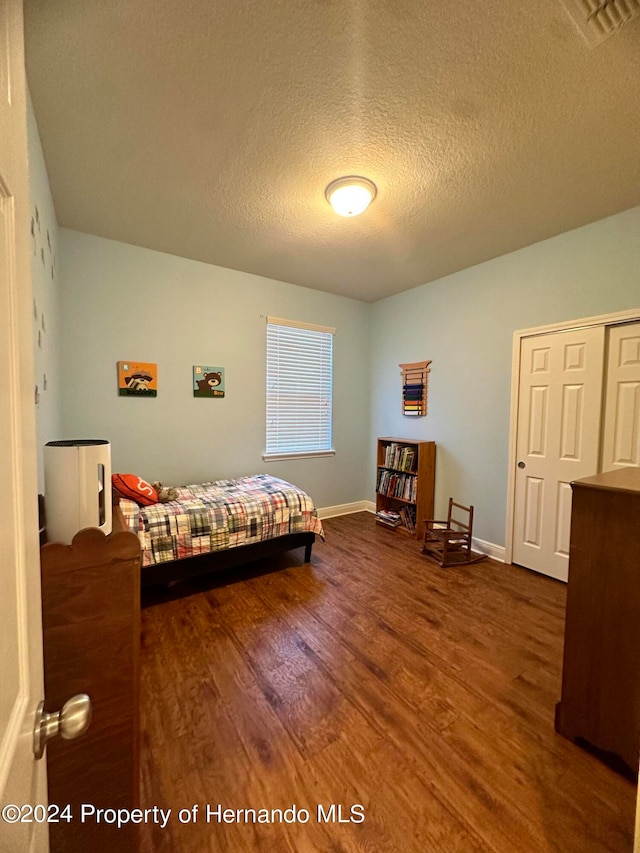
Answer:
[{"left": 0, "top": 1, "right": 48, "bottom": 850}]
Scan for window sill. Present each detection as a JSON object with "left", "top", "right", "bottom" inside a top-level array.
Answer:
[{"left": 262, "top": 450, "right": 336, "bottom": 462}]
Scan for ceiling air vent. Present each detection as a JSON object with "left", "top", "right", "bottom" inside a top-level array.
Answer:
[{"left": 560, "top": 0, "right": 640, "bottom": 46}]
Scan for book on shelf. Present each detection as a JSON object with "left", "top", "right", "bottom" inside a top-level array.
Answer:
[
  {"left": 399, "top": 505, "right": 416, "bottom": 534},
  {"left": 375, "top": 509, "right": 402, "bottom": 527},
  {"left": 376, "top": 469, "right": 416, "bottom": 501},
  {"left": 382, "top": 442, "right": 416, "bottom": 472}
]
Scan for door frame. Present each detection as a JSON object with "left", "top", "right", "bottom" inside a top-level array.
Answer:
[
  {"left": 0, "top": 0, "right": 48, "bottom": 849},
  {"left": 504, "top": 307, "right": 640, "bottom": 566}
]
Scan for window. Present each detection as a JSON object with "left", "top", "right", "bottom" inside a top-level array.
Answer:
[{"left": 264, "top": 317, "right": 335, "bottom": 460}]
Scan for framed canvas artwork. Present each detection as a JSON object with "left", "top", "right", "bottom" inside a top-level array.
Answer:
[
  {"left": 118, "top": 361, "right": 158, "bottom": 397},
  {"left": 193, "top": 365, "right": 225, "bottom": 398}
]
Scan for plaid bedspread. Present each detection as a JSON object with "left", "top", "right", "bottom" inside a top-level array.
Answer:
[{"left": 119, "top": 474, "right": 324, "bottom": 567}]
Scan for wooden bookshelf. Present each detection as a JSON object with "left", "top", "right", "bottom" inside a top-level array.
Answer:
[{"left": 375, "top": 437, "right": 436, "bottom": 539}]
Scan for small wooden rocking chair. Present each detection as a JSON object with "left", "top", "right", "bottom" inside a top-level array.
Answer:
[{"left": 422, "top": 498, "right": 487, "bottom": 567}]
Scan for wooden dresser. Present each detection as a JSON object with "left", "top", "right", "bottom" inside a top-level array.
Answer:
[
  {"left": 40, "top": 511, "right": 141, "bottom": 851},
  {"left": 555, "top": 467, "right": 640, "bottom": 775}
]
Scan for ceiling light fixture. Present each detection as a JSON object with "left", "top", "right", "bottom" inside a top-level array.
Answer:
[{"left": 325, "top": 176, "right": 377, "bottom": 217}]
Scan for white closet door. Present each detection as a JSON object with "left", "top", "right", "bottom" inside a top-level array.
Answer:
[
  {"left": 513, "top": 326, "right": 605, "bottom": 581},
  {"left": 601, "top": 322, "right": 640, "bottom": 472}
]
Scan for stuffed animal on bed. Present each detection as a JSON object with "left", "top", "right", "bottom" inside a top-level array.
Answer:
[{"left": 152, "top": 481, "right": 179, "bottom": 503}]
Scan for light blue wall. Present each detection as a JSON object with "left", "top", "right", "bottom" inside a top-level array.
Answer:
[
  {"left": 58, "top": 230, "right": 370, "bottom": 509},
  {"left": 370, "top": 206, "right": 640, "bottom": 546},
  {"left": 58, "top": 207, "right": 640, "bottom": 527},
  {"left": 27, "top": 93, "right": 62, "bottom": 492}
]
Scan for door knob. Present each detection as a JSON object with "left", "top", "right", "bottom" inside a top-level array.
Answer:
[
  {"left": 33, "top": 694, "right": 92, "bottom": 760},
  {"left": 518, "top": 461, "right": 526, "bottom": 469}
]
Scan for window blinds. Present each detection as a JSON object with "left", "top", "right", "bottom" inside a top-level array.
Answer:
[{"left": 265, "top": 318, "right": 334, "bottom": 457}]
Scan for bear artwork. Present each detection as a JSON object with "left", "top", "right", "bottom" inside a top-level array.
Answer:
[
  {"left": 196, "top": 372, "right": 222, "bottom": 393},
  {"left": 193, "top": 365, "right": 225, "bottom": 398}
]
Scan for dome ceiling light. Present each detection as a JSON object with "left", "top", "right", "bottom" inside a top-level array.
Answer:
[{"left": 325, "top": 176, "right": 377, "bottom": 217}]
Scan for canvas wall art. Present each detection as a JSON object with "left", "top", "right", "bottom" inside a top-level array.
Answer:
[
  {"left": 118, "top": 361, "right": 158, "bottom": 397},
  {"left": 193, "top": 365, "right": 225, "bottom": 398}
]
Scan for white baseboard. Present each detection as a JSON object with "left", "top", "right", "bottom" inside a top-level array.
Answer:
[
  {"left": 318, "top": 501, "right": 373, "bottom": 520},
  {"left": 472, "top": 537, "right": 506, "bottom": 563}
]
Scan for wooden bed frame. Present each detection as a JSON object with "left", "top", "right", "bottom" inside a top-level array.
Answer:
[{"left": 113, "top": 498, "right": 315, "bottom": 588}]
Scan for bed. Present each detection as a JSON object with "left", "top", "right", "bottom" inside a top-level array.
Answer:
[{"left": 117, "top": 474, "right": 324, "bottom": 586}]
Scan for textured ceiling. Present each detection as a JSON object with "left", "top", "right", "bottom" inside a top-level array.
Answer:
[{"left": 24, "top": 0, "right": 640, "bottom": 303}]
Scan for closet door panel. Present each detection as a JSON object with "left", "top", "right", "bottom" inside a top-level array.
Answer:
[{"left": 602, "top": 322, "right": 640, "bottom": 472}]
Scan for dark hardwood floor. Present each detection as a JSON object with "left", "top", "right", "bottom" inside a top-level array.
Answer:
[{"left": 139, "top": 513, "right": 636, "bottom": 852}]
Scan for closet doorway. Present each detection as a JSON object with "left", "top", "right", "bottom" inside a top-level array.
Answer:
[{"left": 506, "top": 309, "right": 640, "bottom": 581}]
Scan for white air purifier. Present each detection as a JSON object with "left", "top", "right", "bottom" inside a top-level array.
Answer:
[{"left": 44, "top": 440, "right": 112, "bottom": 544}]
